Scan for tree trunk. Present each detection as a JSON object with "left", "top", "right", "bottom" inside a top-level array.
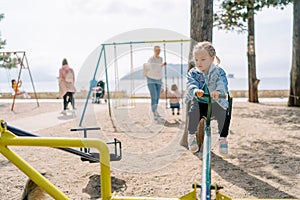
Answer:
[
  {"left": 288, "top": 0, "right": 300, "bottom": 107},
  {"left": 180, "top": 0, "right": 213, "bottom": 148},
  {"left": 247, "top": 11, "right": 259, "bottom": 103},
  {"left": 190, "top": 0, "right": 213, "bottom": 42},
  {"left": 189, "top": 0, "right": 213, "bottom": 60}
]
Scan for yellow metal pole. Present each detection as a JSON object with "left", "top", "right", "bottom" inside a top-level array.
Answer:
[
  {"left": 110, "top": 188, "right": 197, "bottom": 200},
  {"left": 111, "top": 197, "right": 179, "bottom": 200},
  {"left": 0, "top": 145, "right": 69, "bottom": 199},
  {"left": 0, "top": 129, "right": 112, "bottom": 200}
]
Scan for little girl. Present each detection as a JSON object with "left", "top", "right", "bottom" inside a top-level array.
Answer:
[
  {"left": 187, "top": 42, "right": 230, "bottom": 155},
  {"left": 11, "top": 79, "right": 31, "bottom": 98}
]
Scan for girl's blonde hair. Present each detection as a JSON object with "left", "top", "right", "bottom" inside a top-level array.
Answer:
[{"left": 193, "top": 41, "right": 221, "bottom": 65}]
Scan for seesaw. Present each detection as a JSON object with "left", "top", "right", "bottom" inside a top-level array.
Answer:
[
  {"left": 6, "top": 124, "right": 122, "bottom": 163},
  {"left": 0, "top": 120, "right": 198, "bottom": 199}
]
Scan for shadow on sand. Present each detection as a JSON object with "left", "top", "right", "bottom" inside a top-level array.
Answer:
[
  {"left": 82, "top": 174, "right": 126, "bottom": 199},
  {"left": 211, "top": 151, "right": 297, "bottom": 198},
  {"left": 163, "top": 119, "right": 182, "bottom": 127}
]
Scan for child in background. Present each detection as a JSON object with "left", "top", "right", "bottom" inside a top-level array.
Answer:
[
  {"left": 11, "top": 79, "right": 31, "bottom": 98},
  {"left": 187, "top": 41, "right": 230, "bottom": 155},
  {"left": 168, "top": 84, "right": 181, "bottom": 115}
]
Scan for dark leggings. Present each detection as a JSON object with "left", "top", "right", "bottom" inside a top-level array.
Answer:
[
  {"left": 63, "top": 92, "right": 75, "bottom": 110},
  {"left": 188, "top": 98, "right": 231, "bottom": 138}
]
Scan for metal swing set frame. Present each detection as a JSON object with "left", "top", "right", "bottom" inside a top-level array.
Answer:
[
  {"left": 79, "top": 39, "right": 189, "bottom": 126},
  {"left": 0, "top": 51, "right": 39, "bottom": 111}
]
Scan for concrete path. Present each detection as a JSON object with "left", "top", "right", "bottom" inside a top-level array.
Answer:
[{"left": 11, "top": 110, "right": 76, "bottom": 132}]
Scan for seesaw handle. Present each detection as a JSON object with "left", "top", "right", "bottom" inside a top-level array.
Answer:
[{"left": 202, "top": 93, "right": 228, "bottom": 99}]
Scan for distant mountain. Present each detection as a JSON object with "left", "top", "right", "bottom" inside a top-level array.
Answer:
[{"left": 121, "top": 63, "right": 188, "bottom": 80}]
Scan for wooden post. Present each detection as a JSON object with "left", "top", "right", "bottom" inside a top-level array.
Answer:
[
  {"left": 181, "top": 0, "right": 213, "bottom": 148},
  {"left": 24, "top": 52, "right": 40, "bottom": 108},
  {"left": 11, "top": 53, "right": 25, "bottom": 111},
  {"left": 288, "top": 0, "right": 300, "bottom": 107},
  {"left": 247, "top": 10, "right": 259, "bottom": 103}
]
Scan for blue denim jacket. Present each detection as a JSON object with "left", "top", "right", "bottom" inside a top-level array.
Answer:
[{"left": 186, "top": 64, "right": 229, "bottom": 109}]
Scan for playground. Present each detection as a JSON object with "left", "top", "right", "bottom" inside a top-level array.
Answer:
[
  {"left": 0, "top": 99, "right": 299, "bottom": 199},
  {"left": 1, "top": 0, "right": 300, "bottom": 197},
  {"left": 0, "top": 28, "right": 299, "bottom": 199}
]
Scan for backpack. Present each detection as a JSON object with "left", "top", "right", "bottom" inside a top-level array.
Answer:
[{"left": 65, "top": 70, "right": 74, "bottom": 83}]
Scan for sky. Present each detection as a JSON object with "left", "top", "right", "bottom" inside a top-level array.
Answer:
[{"left": 0, "top": 0, "right": 293, "bottom": 83}]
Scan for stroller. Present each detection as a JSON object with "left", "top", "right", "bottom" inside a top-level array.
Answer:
[{"left": 92, "top": 80, "right": 107, "bottom": 104}]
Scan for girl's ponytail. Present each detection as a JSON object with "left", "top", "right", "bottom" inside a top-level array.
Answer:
[{"left": 215, "top": 55, "right": 221, "bottom": 66}]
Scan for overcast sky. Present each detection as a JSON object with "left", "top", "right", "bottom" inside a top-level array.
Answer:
[{"left": 0, "top": 0, "right": 293, "bottom": 82}]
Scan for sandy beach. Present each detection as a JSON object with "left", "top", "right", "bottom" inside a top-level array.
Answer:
[{"left": 0, "top": 99, "right": 299, "bottom": 199}]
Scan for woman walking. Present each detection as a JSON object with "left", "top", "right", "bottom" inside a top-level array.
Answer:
[
  {"left": 59, "top": 58, "right": 76, "bottom": 114},
  {"left": 143, "top": 46, "right": 167, "bottom": 120}
]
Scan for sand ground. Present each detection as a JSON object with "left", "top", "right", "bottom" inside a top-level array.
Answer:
[{"left": 0, "top": 99, "right": 299, "bottom": 199}]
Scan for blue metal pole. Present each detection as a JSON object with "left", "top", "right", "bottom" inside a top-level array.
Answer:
[
  {"left": 180, "top": 41, "right": 183, "bottom": 102},
  {"left": 79, "top": 46, "right": 104, "bottom": 126},
  {"left": 201, "top": 97, "right": 212, "bottom": 200},
  {"left": 103, "top": 41, "right": 146, "bottom": 46},
  {"left": 102, "top": 39, "right": 190, "bottom": 46},
  {"left": 103, "top": 45, "right": 112, "bottom": 117},
  {"left": 163, "top": 42, "right": 167, "bottom": 108},
  {"left": 201, "top": 126, "right": 211, "bottom": 200}
]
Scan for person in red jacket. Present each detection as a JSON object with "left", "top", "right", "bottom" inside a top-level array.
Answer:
[{"left": 58, "top": 58, "right": 76, "bottom": 114}]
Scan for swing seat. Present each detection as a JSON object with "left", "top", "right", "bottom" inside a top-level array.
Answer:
[
  {"left": 12, "top": 91, "right": 21, "bottom": 96},
  {"left": 70, "top": 127, "right": 122, "bottom": 162},
  {"left": 11, "top": 91, "right": 19, "bottom": 97},
  {"left": 11, "top": 90, "right": 25, "bottom": 97},
  {"left": 170, "top": 103, "right": 180, "bottom": 109},
  {"left": 167, "top": 102, "right": 181, "bottom": 109}
]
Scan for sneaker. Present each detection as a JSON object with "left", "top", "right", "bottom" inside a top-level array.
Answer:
[
  {"left": 177, "top": 112, "right": 180, "bottom": 115},
  {"left": 60, "top": 110, "right": 67, "bottom": 115},
  {"left": 219, "top": 137, "right": 228, "bottom": 155},
  {"left": 152, "top": 112, "right": 158, "bottom": 120},
  {"left": 172, "top": 112, "right": 175, "bottom": 115},
  {"left": 188, "top": 134, "right": 199, "bottom": 153},
  {"left": 154, "top": 111, "right": 161, "bottom": 117}
]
